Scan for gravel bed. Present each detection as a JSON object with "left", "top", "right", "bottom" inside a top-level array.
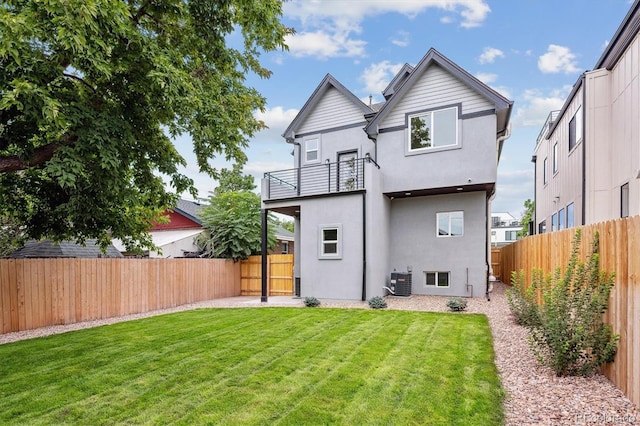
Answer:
[{"left": 1, "top": 282, "right": 637, "bottom": 425}]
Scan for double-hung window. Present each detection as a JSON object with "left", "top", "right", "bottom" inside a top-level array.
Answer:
[
  {"left": 408, "top": 107, "right": 458, "bottom": 152},
  {"left": 319, "top": 225, "right": 341, "bottom": 259},
  {"left": 305, "top": 138, "right": 319, "bottom": 163},
  {"left": 437, "top": 211, "right": 463, "bottom": 237}
]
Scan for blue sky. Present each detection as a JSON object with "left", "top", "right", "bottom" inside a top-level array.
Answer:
[{"left": 174, "top": 0, "right": 633, "bottom": 217}]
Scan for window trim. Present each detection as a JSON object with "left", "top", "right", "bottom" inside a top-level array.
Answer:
[
  {"left": 436, "top": 211, "right": 464, "bottom": 238},
  {"left": 318, "top": 224, "right": 342, "bottom": 259},
  {"left": 304, "top": 137, "right": 320, "bottom": 164},
  {"left": 543, "top": 157, "right": 548, "bottom": 185},
  {"left": 552, "top": 142, "right": 558, "bottom": 174},
  {"left": 406, "top": 105, "right": 460, "bottom": 155},
  {"left": 424, "top": 271, "right": 450, "bottom": 288}
]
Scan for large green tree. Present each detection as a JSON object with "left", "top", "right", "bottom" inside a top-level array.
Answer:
[
  {"left": 518, "top": 199, "right": 535, "bottom": 238},
  {"left": 0, "top": 0, "right": 291, "bottom": 251}
]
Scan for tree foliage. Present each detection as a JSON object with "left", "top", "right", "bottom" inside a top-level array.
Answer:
[
  {"left": 213, "top": 164, "right": 256, "bottom": 196},
  {"left": 0, "top": 0, "right": 291, "bottom": 251},
  {"left": 518, "top": 199, "right": 534, "bottom": 238},
  {"left": 198, "top": 191, "right": 276, "bottom": 261}
]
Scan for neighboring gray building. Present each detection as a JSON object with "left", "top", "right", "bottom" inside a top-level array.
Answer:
[
  {"left": 261, "top": 48, "right": 513, "bottom": 300},
  {"left": 8, "top": 239, "right": 124, "bottom": 258},
  {"left": 534, "top": 0, "right": 640, "bottom": 233}
]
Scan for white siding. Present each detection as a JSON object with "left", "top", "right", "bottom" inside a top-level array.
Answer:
[
  {"left": 379, "top": 64, "right": 493, "bottom": 129},
  {"left": 297, "top": 87, "right": 366, "bottom": 135}
]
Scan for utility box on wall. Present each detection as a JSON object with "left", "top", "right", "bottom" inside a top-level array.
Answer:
[{"left": 390, "top": 272, "right": 412, "bottom": 297}]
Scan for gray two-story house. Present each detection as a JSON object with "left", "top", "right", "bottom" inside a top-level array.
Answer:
[{"left": 261, "top": 48, "right": 512, "bottom": 301}]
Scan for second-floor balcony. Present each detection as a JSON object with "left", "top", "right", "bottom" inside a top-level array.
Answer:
[{"left": 264, "top": 158, "right": 373, "bottom": 201}]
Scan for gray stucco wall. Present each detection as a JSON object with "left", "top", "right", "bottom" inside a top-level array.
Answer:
[
  {"left": 388, "top": 191, "right": 488, "bottom": 297},
  {"left": 364, "top": 165, "right": 390, "bottom": 299},
  {"left": 377, "top": 114, "right": 498, "bottom": 193},
  {"left": 298, "top": 194, "right": 364, "bottom": 300}
]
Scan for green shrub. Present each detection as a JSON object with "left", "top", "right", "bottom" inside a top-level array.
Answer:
[
  {"left": 368, "top": 296, "right": 387, "bottom": 309},
  {"left": 303, "top": 296, "right": 320, "bottom": 307},
  {"left": 506, "top": 269, "right": 541, "bottom": 327},
  {"left": 446, "top": 297, "right": 468, "bottom": 312},
  {"left": 529, "top": 229, "right": 619, "bottom": 376}
]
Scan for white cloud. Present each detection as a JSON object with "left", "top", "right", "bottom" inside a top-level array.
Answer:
[
  {"left": 284, "top": 0, "right": 490, "bottom": 58},
  {"left": 478, "top": 47, "right": 504, "bottom": 64},
  {"left": 512, "top": 89, "right": 568, "bottom": 128},
  {"left": 440, "top": 16, "right": 454, "bottom": 24},
  {"left": 538, "top": 45, "right": 580, "bottom": 74},
  {"left": 391, "top": 30, "right": 410, "bottom": 47},
  {"left": 475, "top": 72, "right": 497, "bottom": 83},
  {"left": 360, "top": 60, "right": 404, "bottom": 95},
  {"left": 252, "top": 106, "right": 300, "bottom": 143},
  {"left": 285, "top": 29, "right": 367, "bottom": 59}
]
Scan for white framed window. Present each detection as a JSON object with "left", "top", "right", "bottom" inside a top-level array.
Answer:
[
  {"left": 621, "top": 183, "right": 629, "bottom": 218},
  {"left": 305, "top": 138, "right": 319, "bottom": 163},
  {"left": 552, "top": 142, "right": 558, "bottom": 174},
  {"left": 505, "top": 230, "right": 517, "bottom": 241},
  {"left": 425, "top": 271, "right": 450, "bottom": 287},
  {"left": 319, "top": 224, "right": 341, "bottom": 259},
  {"left": 567, "top": 203, "right": 575, "bottom": 228},
  {"left": 437, "top": 211, "right": 463, "bottom": 237},
  {"left": 282, "top": 241, "right": 289, "bottom": 254},
  {"left": 408, "top": 106, "right": 458, "bottom": 152}
]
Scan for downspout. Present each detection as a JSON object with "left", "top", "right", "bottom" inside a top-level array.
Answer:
[
  {"left": 361, "top": 192, "right": 367, "bottom": 301},
  {"left": 581, "top": 74, "right": 587, "bottom": 226}
]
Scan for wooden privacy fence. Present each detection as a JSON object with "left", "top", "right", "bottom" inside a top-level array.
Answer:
[
  {"left": 499, "top": 215, "right": 640, "bottom": 409},
  {"left": 240, "top": 254, "right": 294, "bottom": 296},
  {"left": 0, "top": 258, "right": 241, "bottom": 335}
]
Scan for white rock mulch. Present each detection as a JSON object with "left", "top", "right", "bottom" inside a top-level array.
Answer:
[{"left": 0, "top": 283, "right": 637, "bottom": 425}]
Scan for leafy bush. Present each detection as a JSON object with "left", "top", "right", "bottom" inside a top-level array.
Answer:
[
  {"left": 446, "top": 297, "right": 468, "bottom": 312},
  {"left": 303, "top": 297, "right": 320, "bottom": 307},
  {"left": 524, "top": 230, "right": 619, "bottom": 376},
  {"left": 506, "top": 269, "right": 541, "bottom": 327},
  {"left": 368, "top": 296, "right": 387, "bottom": 309}
]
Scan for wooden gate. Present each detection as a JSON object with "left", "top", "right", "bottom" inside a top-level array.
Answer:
[
  {"left": 240, "top": 254, "right": 294, "bottom": 296},
  {"left": 490, "top": 248, "right": 501, "bottom": 280}
]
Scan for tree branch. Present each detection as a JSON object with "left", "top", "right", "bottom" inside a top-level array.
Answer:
[
  {"left": 63, "top": 73, "right": 96, "bottom": 93},
  {"left": 0, "top": 143, "right": 61, "bottom": 173}
]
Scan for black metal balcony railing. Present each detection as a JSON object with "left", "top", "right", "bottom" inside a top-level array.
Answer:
[{"left": 264, "top": 158, "right": 368, "bottom": 200}]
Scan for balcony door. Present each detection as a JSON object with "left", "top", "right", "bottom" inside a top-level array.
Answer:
[{"left": 337, "top": 151, "right": 358, "bottom": 191}]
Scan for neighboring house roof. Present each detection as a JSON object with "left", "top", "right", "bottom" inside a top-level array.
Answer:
[
  {"left": 365, "top": 48, "right": 513, "bottom": 140},
  {"left": 282, "top": 74, "right": 374, "bottom": 141},
  {"left": 150, "top": 229, "right": 204, "bottom": 247},
  {"left": 381, "top": 63, "right": 414, "bottom": 100},
  {"left": 174, "top": 199, "right": 204, "bottom": 225},
  {"left": 7, "top": 240, "right": 124, "bottom": 258},
  {"left": 274, "top": 225, "right": 294, "bottom": 241},
  {"left": 151, "top": 199, "right": 205, "bottom": 231}
]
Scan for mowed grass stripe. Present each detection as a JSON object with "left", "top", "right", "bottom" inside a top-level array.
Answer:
[{"left": 0, "top": 308, "right": 503, "bottom": 425}]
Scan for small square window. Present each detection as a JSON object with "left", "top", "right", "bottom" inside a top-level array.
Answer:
[{"left": 425, "top": 272, "right": 450, "bottom": 287}]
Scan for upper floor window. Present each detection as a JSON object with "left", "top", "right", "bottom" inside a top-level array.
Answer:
[
  {"left": 305, "top": 138, "right": 319, "bottom": 163},
  {"left": 408, "top": 107, "right": 458, "bottom": 152},
  {"left": 552, "top": 142, "right": 558, "bottom": 174},
  {"left": 543, "top": 157, "right": 548, "bottom": 184},
  {"left": 437, "top": 211, "right": 463, "bottom": 237},
  {"left": 569, "top": 107, "right": 582, "bottom": 152}
]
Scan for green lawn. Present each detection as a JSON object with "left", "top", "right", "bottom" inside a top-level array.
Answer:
[{"left": 0, "top": 308, "right": 503, "bottom": 425}]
